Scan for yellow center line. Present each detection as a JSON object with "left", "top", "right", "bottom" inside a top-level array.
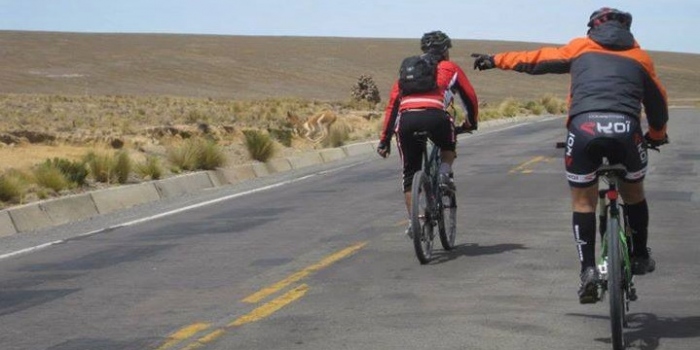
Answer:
[
  {"left": 509, "top": 156, "right": 547, "bottom": 174},
  {"left": 242, "top": 241, "right": 367, "bottom": 303},
  {"left": 159, "top": 242, "right": 367, "bottom": 350},
  {"left": 231, "top": 284, "right": 309, "bottom": 326},
  {"left": 181, "top": 329, "right": 227, "bottom": 350},
  {"left": 181, "top": 284, "right": 310, "bottom": 350},
  {"left": 155, "top": 322, "right": 211, "bottom": 350}
]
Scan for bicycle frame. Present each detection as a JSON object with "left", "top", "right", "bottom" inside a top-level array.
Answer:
[
  {"left": 596, "top": 162, "right": 635, "bottom": 301},
  {"left": 422, "top": 138, "right": 442, "bottom": 201},
  {"left": 595, "top": 159, "right": 636, "bottom": 350},
  {"left": 415, "top": 134, "right": 444, "bottom": 229}
]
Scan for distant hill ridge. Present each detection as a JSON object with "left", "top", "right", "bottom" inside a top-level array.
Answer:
[{"left": 1, "top": 30, "right": 698, "bottom": 104}]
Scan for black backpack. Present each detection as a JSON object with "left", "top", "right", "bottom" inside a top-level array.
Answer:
[{"left": 398, "top": 54, "right": 438, "bottom": 95}]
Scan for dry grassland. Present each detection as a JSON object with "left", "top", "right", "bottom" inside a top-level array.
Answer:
[{"left": 0, "top": 31, "right": 697, "bottom": 206}]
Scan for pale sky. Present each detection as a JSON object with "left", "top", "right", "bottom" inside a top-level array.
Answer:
[{"left": 1, "top": 0, "right": 698, "bottom": 54}]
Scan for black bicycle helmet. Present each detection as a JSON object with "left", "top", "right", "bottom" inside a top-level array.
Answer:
[
  {"left": 587, "top": 7, "right": 632, "bottom": 30},
  {"left": 420, "top": 31, "right": 452, "bottom": 54}
]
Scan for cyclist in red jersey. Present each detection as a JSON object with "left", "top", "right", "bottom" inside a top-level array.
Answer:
[
  {"left": 377, "top": 31, "right": 479, "bottom": 237},
  {"left": 472, "top": 8, "right": 669, "bottom": 303}
]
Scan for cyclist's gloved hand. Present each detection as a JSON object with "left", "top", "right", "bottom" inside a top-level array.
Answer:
[
  {"left": 644, "top": 132, "right": 669, "bottom": 148},
  {"left": 461, "top": 121, "right": 477, "bottom": 133},
  {"left": 377, "top": 140, "right": 391, "bottom": 158},
  {"left": 471, "top": 53, "right": 495, "bottom": 70}
]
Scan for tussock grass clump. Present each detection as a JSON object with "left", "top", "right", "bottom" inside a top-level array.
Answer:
[
  {"left": 197, "top": 139, "right": 227, "bottom": 170},
  {"left": 523, "top": 101, "right": 546, "bottom": 115},
  {"left": 243, "top": 130, "right": 275, "bottom": 162},
  {"left": 84, "top": 152, "right": 116, "bottom": 183},
  {"left": 322, "top": 119, "right": 352, "bottom": 148},
  {"left": 114, "top": 151, "right": 132, "bottom": 184},
  {"left": 136, "top": 156, "right": 164, "bottom": 180},
  {"left": 167, "top": 138, "right": 227, "bottom": 171},
  {"left": 540, "top": 94, "right": 568, "bottom": 114},
  {"left": 0, "top": 170, "right": 29, "bottom": 203},
  {"left": 479, "top": 109, "right": 502, "bottom": 121},
  {"left": 167, "top": 140, "right": 199, "bottom": 172},
  {"left": 497, "top": 98, "right": 523, "bottom": 118},
  {"left": 33, "top": 163, "right": 70, "bottom": 192}
]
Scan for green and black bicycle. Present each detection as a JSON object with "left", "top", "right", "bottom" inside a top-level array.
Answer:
[{"left": 557, "top": 139, "right": 662, "bottom": 350}]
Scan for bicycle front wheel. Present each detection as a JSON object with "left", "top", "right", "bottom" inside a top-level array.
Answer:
[
  {"left": 607, "top": 214, "right": 625, "bottom": 350},
  {"left": 438, "top": 191, "right": 457, "bottom": 250},
  {"left": 411, "top": 170, "right": 434, "bottom": 264}
]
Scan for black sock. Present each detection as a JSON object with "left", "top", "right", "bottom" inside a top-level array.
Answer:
[
  {"left": 573, "top": 212, "right": 596, "bottom": 272},
  {"left": 626, "top": 200, "right": 649, "bottom": 258}
]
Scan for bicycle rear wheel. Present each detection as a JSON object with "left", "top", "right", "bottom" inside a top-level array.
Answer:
[
  {"left": 438, "top": 191, "right": 457, "bottom": 250},
  {"left": 607, "top": 213, "right": 625, "bottom": 350},
  {"left": 411, "top": 170, "right": 434, "bottom": 264}
]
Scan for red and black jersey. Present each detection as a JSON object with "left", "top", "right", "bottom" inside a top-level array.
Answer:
[
  {"left": 493, "top": 22, "right": 668, "bottom": 140},
  {"left": 380, "top": 59, "right": 479, "bottom": 143}
]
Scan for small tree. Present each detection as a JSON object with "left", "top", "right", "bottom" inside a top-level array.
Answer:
[{"left": 351, "top": 74, "right": 381, "bottom": 107}]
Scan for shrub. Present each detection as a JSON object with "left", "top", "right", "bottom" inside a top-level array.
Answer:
[
  {"left": 47, "top": 158, "right": 88, "bottom": 186},
  {"left": 350, "top": 74, "right": 381, "bottom": 106},
  {"left": 114, "top": 151, "right": 132, "bottom": 184},
  {"left": 33, "top": 163, "right": 70, "bottom": 192},
  {"left": 136, "top": 156, "right": 164, "bottom": 180},
  {"left": 243, "top": 130, "right": 275, "bottom": 162}
]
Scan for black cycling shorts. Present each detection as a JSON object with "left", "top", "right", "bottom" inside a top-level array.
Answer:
[
  {"left": 396, "top": 109, "right": 455, "bottom": 191},
  {"left": 564, "top": 113, "right": 647, "bottom": 188}
]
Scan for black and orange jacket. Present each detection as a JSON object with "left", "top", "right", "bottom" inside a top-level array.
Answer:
[
  {"left": 380, "top": 59, "right": 479, "bottom": 143},
  {"left": 493, "top": 22, "right": 668, "bottom": 140}
]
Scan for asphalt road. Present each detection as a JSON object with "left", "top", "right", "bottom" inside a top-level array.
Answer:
[{"left": 1, "top": 109, "right": 698, "bottom": 350}]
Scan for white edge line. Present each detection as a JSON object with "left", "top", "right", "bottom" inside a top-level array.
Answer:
[
  {"left": 0, "top": 241, "right": 64, "bottom": 260},
  {"left": 0, "top": 163, "right": 363, "bottom": 261}
]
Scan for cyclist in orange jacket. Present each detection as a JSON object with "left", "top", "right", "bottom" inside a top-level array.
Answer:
[
  {"left": 377, "top": 31, "right": 479, "bottom": 237},
  {"left": 472, "top": 7, "right": 669, "bottom": 303}
]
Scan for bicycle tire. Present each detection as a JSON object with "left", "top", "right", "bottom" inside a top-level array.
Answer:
[
  {"left": 411, "top": 170, "right": 434, "bottom": 264},
  {"left": 607, "top": 213, "right": 625, "bottom": 350},
  {"left": 438, "top": 191, "right": 457, "bottom": 250}
]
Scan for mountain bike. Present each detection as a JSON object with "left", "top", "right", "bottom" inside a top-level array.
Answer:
[
  {"left": 556, "top": 139, "right": 662, "bottom": 350},
  {"left": 411, "top": 128, "right": 466, "bottom": 264}
]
